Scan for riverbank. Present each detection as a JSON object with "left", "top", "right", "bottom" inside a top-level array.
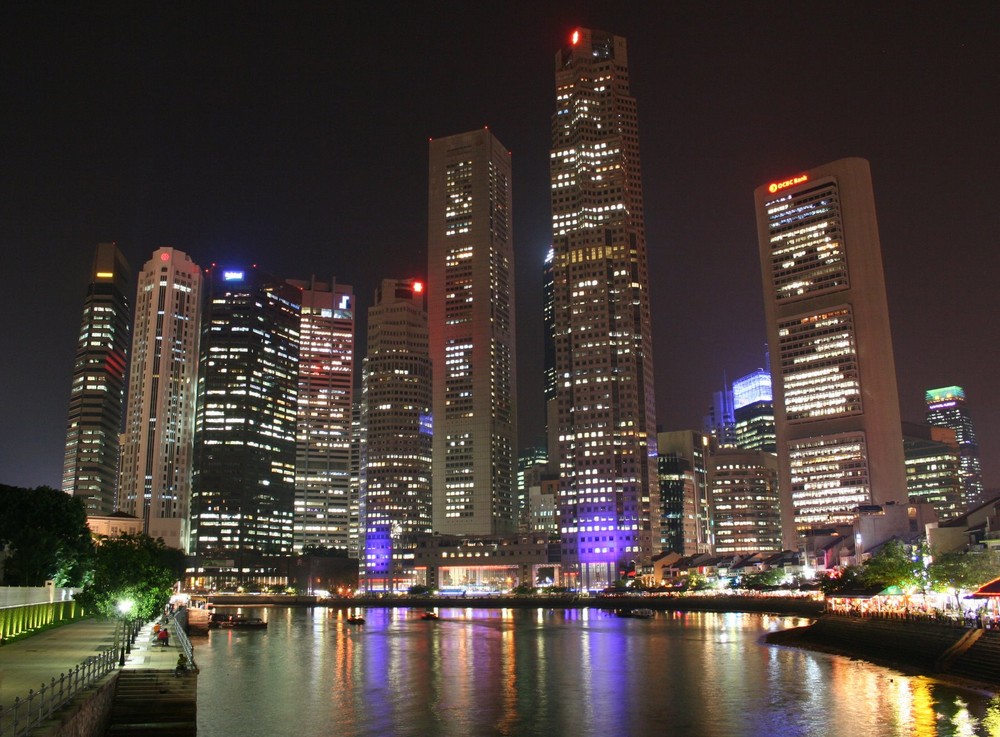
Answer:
[
  {"left": 766, "top": 615, "right": 1000, "bottom": 693},
  {"left": 201, "top": 593, "right": 826, "bottom": 617}
]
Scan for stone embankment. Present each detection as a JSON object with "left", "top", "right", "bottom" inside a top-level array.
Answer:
[{"left": 767, "top": 615, "right": 1000, "bottom": 691}]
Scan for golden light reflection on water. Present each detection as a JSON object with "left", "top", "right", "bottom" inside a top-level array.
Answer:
[{"left": 197, "top": 607, "right": 999, "bottom": 737}]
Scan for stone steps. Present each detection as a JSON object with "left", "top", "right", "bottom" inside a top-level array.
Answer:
[{"left": 105, "top": 669, "right": 197, "bottom": 736}]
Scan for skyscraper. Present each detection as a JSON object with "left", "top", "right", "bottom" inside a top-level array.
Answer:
[
  {"left": 550, "top": 28, "right": 658, "bottom": 588},
  {"left": 63, "top": 242, "right": 130, "bottom": 515},
  {"left": 190, "top": 266, "right": 300, "bottom": 587},
  {"left": 657, "top": 430, "right": 713, "bottom": 555},
  {"left": 709, "top": 448, "right": 782, "bottom": 555},
  {"left": 732, "top": 368, "right": 776, "bottom": 453},
  {"left": 704, "top": 385, "right": 736, "bottom": 447},
  {"left": 925, "top": 386, "right": 985, "bottom": 508},
  {"left": 428, "top": 128, "right": 517, "bottom": 536},
  {"left": 288, "top": 277, "right": 355, "bottom": 554},
  {"left": 902, "top": 422, "right": 964, "bottom": 520},
  {"left": 118, "top": 248, "right": 202, "bottom": 550},
  {"left": 755, "top": 158, "right": 907, "bottom": 547},
  {"left": 360, "top": 278, "right": 432, "bottom": 592}
]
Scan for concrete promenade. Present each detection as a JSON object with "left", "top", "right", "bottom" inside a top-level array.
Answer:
[{"left": 0, "top": 617, "right": 186, "bottom": 710}]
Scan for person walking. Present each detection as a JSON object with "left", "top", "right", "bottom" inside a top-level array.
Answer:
[{"left": 157, "top": 627, "right": 170, "bottom": 646}]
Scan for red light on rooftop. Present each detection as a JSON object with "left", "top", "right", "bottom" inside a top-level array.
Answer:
[
  {"left": 413, "top": 281, "right": 424, "bottom": 293},
  {"left": 571, "top": 30, "right": 580, "bottom": 46},
  {"left": 160, "top": 252, "right": 170, "bottom": 261}
]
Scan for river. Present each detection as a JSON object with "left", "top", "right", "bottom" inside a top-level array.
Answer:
[{"left": 195, "top": 606, "right": 1000, "bottom": 737}]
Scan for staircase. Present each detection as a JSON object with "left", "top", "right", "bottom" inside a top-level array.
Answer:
[{"left": 105, "top": 668, "right": 197, "bottom": 736}]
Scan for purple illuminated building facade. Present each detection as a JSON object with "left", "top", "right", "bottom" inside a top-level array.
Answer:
[{"left": 550, "top": 29, "right": 658, "bottom": 589}]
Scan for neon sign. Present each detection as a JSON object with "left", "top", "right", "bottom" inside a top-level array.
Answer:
[
  {"left": 223, "top": 270, "right": 244, "bottom": 281},
  {"left": 767, "top": 174, "right": 809, "bottom": 194}
]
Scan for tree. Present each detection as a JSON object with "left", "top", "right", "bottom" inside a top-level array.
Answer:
[
  {"left": 820, "top": 565, "right": 865, "bottom": 595},
  {"left": 741, "top": 568, "right": 786, "bottom": 590},
  {"left": 0, "top": 484, "right": 94, "bottom": 586},
  {"left": 859, "top": 538, "right": 926, "bottom": 591},
  {"left": 74, "top": 534, "right": 185, "bottom": 621},
  {"left": 929, "top": 549, "right": 1000, "bottom": 609}
]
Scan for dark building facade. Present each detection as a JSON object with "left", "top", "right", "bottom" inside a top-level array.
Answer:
[
  {"left": 190, "top": 266, "right": 300, "bottom": 587},
  {"left": 62, "top": 243, "right": 131, "bottom": 515}
]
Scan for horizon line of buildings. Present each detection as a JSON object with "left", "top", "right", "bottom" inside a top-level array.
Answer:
[{"left": 58, "top": 27, "right": 989, "bottom": 593}]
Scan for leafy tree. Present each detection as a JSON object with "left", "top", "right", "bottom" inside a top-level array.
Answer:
[
  {"left": 408, "top": 584, "right": 432, "bottom": 596},
  {"left": 0, "top": 484, "right": 94, "bottom": 586},
  {"left": 859, "top": 538, "right": 926, "bottom": 591},
  {"left": 741, "top": 568, "right": 786, "bottom": 590},
  {"left": 820, "top": 565, "right": 866, "bottom": 595},
  {"left": 928, "top": 549, "right": 1000, "bottom": 608},
  {"left": 74, "top": 534, "right": 185, "bottom": 621}
]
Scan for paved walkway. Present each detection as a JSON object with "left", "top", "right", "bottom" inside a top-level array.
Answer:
[{"left": 0, "top": 617, "right": 185, "bottom": 709}]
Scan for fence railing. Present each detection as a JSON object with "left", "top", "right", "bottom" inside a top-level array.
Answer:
[
  {"left": 0, "top": 647, "right": 118, "bottom": 737},
  {"left": 170, "top": 617, "right": 196, "bottom": 670}
]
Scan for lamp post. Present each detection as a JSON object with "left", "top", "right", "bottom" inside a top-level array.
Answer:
[{"left": 117, "top": 599, "right": 134, "bottom": 667}]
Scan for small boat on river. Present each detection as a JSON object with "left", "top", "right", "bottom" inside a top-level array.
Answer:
[
  {"left": 209, "top": 614, "right": 268, "bottom": 629},
  {"left": 420, "top": 610, "right": 440, "bottom": 621},
  {"left": 347, "top": 615, "right": 366, "bottom": 625}
]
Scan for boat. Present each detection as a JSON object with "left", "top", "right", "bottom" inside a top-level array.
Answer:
[
  {"left": 420, "top": 611, "right": 440, "bottom": 621},
  {"left": 209, "top": 614, "right": 268, "bottom": 629},
  {"left": 347, "top": 615, "right": 366, "bottom": 625},
  {"left": 615, "top": 608, "right": 655, "bottom": 619}
]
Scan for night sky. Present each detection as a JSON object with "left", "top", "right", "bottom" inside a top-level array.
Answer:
[{"left": 2, "top": 3, "right": 997, "bottom": 492}]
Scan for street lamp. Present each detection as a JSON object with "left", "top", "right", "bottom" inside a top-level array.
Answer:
[{"left": 117, "top": 599, "right": 134, "bottom": 667}]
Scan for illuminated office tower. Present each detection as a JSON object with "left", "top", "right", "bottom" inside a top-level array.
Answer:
[
  {"left": 925, "top": 386, "right": 984, "bottom": 508},
  {"left": 704, "top": 385, "right": 736, "bottom": 447},
  {"left": 62, "top": 243, "right": 130, "bottom": 515},
  {"left": 755, "top": 158, "right": 907, "bottom": 547},
  {"left": 551, "top": 28, "right": 658, "bottom": 588},
  {"left": 190, "top": 266, "right": 299, "bottom": 586},
  {"left": 709, "top": 448, "right": 782, "bottom": 555},
  {"left": 428, "top": 128, "right": 517, "bottom": 536},
  {"left": 657, "top": 431, "right": 713, "bottom": 555},
  {"left": 288, "top": 277, "right": 355, "bottom": 554},
  {"left": 360, "top": 279, "right": 432, "bottom": 591},
  {"left": 902, "top": 422, "right": 963, "bottom": 520},
  {"left": 733, "top": 368, "right": 775, "bottom": 452},
  {"left": 118, "top": 248, "right": 202, "bottom": 550},
  {"left": 517, "top": 445, "right": 550, "bottom": 530}
]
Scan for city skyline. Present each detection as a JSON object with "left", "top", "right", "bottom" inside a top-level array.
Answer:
[{"left": 2, "top": 5, "right": 998, "bottom": 493}]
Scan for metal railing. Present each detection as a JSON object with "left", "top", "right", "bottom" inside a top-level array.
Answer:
[
  {"left": 170, "top": 617, "right": 196, "bottom": 670},
  {"left": 0, "top": 647, "right": 118, "bottom": 737}
]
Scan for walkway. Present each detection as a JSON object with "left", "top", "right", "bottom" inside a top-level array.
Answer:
[{"left": 0, "top": 618, "right": 118, "bottom": 709}]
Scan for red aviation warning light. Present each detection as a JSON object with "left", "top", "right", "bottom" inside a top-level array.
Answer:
[
  {"left": 767, "top": 174, "right": 809, "bottom": 194},
  {"left": 571, "top": 30, "right": 580, "bottom": 46},
  {"left": 413, "top": 281, "right": 424, "bottom": 294}
]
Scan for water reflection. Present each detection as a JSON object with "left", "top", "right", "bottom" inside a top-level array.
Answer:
[{"left": 196, "top": 607, "right": 997, "bottom": 737}]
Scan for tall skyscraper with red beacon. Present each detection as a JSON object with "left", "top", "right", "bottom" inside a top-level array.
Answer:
[
  {"left": 550, "top": 29, "right": 658, "bottom": 589},
  {"left": 119, "top": 247, "right": 202, "bottom": 550}
]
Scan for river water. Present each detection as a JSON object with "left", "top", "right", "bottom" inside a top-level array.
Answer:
[{"left": 195, "top": 606, "right": 1000, "bottom": 737}]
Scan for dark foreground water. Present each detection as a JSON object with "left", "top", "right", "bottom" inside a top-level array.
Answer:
[{"left": 196, "top": 606, "right": 1000, "bottom": 737}]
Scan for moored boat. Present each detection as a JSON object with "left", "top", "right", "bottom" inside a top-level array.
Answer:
[{"left": 209, "top": 614, "right": 268, "bottom": 629}]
